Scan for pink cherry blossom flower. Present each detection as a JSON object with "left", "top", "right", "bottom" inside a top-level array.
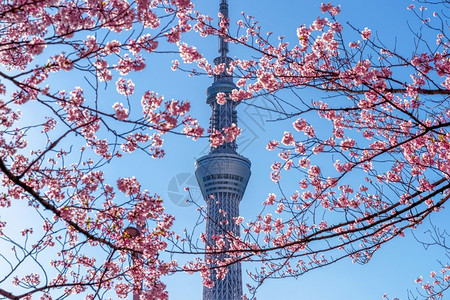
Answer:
[
  {"left": 281, "top": 131, "right": 295, "bottom": 146},
  {"left": 178, "top": 43, "right": 202, "bottom": 63},
  {"left": 116, "top": 78, "right": 135, "bottom": 96},
  {"left": 349, "top": 41, "right": 360, "bottom": 49},
  {"left": 361, "top": 27, "right": 371, "bottom": 40},
  {"left": 264, "top": 193, "right": 276, "bottom": 205},
  {"left": 299, "top": 157, "right": 310, "bottom": 169},
  {"left": 266, "top": 140, "right": 279, "bottom": 150},
  {"left": 171, "top": 60, "right": 179, "bottom": 71},
  {"left": 223, "top": 123, "right": 241, "bottom": 142},
  {"left": 209, "top": 129, "right": 225, "bottom": 148},
  {"left": 216, "top": 92, "right": 227, "bottom": 105},
  {"left": 112, "top": 102, "right": 129, "bottom": 120}
]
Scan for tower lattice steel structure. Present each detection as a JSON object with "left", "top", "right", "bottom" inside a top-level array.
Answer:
[{"left": 195, "top": 1, "right": 251, "bottom": 299}]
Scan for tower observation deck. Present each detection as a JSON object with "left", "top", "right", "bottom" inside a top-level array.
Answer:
[{"left": 194, "top": 1, "right": 251, "bottom": 299}]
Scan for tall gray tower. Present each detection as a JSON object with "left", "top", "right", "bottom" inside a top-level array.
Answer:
[{"left": 195, "top": 1, "right": 251, "bottom": 299}]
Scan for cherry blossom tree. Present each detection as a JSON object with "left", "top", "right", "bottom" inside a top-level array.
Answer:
[
  {"left": 168, "top": 1, "right": 450, "bottom": 299},
  {"left": 0, "top": 0, "right": 210, "bottom": 299},
  {"left": 1, "top": 0, "right": 449, "bottom": 299}
]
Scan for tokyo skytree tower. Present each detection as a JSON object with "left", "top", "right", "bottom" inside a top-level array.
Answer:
[{"left": 194, "top": 0, "right": 251, "bottom": 299}]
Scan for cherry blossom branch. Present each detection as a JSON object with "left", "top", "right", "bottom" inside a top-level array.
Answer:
[
  {"left": 0, "top": 157, "right": 134, "bottom": 253},
  {"left": 0, "top": 288, "right": 18, "bottom": 300}
]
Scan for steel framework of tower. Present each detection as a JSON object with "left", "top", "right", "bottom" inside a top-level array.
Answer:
[{"left": 194, "top": 1, "right": 251, "bottom": 299}]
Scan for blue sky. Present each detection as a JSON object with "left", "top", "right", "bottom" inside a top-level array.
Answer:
[{"left": 1, "top": 1, "right": 447, "bottom": 299}]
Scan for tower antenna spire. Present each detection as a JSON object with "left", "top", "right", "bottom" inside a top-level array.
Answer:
[
  {"left": 213, "top": 0, "right": 232, "bottom": 83},
  {"left": 218, "top": 0, "right": 229, "bottom": 58}
]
